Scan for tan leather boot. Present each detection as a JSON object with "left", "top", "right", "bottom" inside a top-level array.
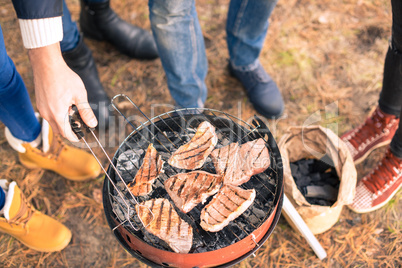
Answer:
[
  {"left": 0, "top": 181, "right": 72, "bottom": 252},
  {"left": 6, "top": 118, "right": 101, "bottom": 181}
]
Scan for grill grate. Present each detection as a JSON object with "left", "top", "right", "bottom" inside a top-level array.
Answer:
[{"left": 102, "top": 95, "right": 280, "bottom": 253}]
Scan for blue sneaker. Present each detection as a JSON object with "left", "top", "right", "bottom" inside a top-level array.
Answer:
[{"left": 229, "top": 62, "right": 284, "bottom": 119}]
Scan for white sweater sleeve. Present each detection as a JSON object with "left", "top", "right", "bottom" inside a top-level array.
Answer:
[{"left": 18, "top": 17, "right": 63, "bottom": 49}]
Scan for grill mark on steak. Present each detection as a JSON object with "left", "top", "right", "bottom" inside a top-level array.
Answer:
[
  {"left": 221, "top": 144, "right": 232, "bottom": 176},
  {"left": 194, "top": 174, "right": 211, "bottom": 200},
  {"left": 177, "top": 177, "right": 187, "bottom": 196},
  {"left": 214, "top": 198, "right": 233, "bottom": 216},
  {"left": 219, "top": 192, "right": 241, "bottom": 208},
  {"left": 211, "top": 138, "right": 270, "bottom": 186},
  {"left": 240, "top": 139, "right": 270, "bottom": 172},
  {"left": 147, "top": 148, "right": 152, "bottom": 184},
  {"left": 183, "top": 172, "right": 201, "bottom": 203},
  {"left": 200, "top": 185, "right": 256, "bottom": 232},
  {"left": 177, "top": 217, "right": 181, "bottom": 236},
  {"left": 168, "top": 121, "right": 218, "bottom": 170},
  {"left": 169, "top": 175, "right": 178, "bottom": 191},
  {"left": 180, "top": 147, "right": 211, "bottom": 162},
  {"left": 173, "top": 136, "right": 213, "bottom": 157},
  {"left": 203, "top": 212, "right": 220, "bottom": 225},
  {"left": 208, "top": 205, "right": 227, "bottom": 222},
  {"left": 156, "top": 199, "right": 164, "bottom": 230},
  {"left": 127, "top": 144, "right": 163, "bottom": 196},
  {"left": 136, "top": 198, "right": 193, "bottom": 254},
  {"left": 165, "top": 171, "right": 223, "bottom": 213},
  {"left": 166, "top": 204, "right": 173, "bottom": 234}
]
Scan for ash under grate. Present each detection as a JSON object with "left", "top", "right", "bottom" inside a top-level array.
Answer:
[{"left": 108, "top": 114, "right": 279, "bottom": 253}]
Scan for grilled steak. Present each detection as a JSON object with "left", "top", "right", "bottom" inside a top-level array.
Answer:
[
  {"left": 136, "top": 198, "right": 193, "bottom": 253},
  {"left": 240, "top": 138, "right": 270, "bottom": 176},
  {"left": 127, "top": 144, "right": 163, "bottom": 196},
  {"left": 210, "top": 142, "right": 239, "bottom": 175},
  {"left": 210, "top": 142, "right": 240, "bottom": 184},
  {"left": 168, "top": 121, "right": 218, "bottom": 170},
  {"left": 200, "top": 185, "right": 256, "bottom": 232},
  {"left": 210, "top": 138, "right": 270, "bottom": 186},
  {"left": 165, "top": 171, "right": 223, "bottom": 213}
]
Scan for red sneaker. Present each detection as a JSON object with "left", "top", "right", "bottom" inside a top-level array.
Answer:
[
  {"left": 341, "top": 107, "right": 399, "bottom": 164},
  {"left": 348, "top": 149, "right": 402, "bottom": 213}
]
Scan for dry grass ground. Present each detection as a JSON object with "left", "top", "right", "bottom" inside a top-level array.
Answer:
[{"left": 0, "top": 0, "right": 401, "bottom": 267}]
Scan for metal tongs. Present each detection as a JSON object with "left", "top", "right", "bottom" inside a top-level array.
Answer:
[{"left": 69, "top": 105, "right": 154, "bottom": 231}]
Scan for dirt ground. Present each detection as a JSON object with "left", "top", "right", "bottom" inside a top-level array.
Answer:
[{"left": 0, "top": 0, "right": 401, "bottom": 267}]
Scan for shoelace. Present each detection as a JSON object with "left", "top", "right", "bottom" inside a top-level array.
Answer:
[
  {"left": 363, "top": 150, "right": 402, "bottom": 193},
  {"left": 348, "top": 109, "right": 395, "bottom": 148},
  {"left": 45, "top": 135, "right": 66, "bottom": 159},
  {"left": 54, "top": 135, "right": 66, "bottom": 155},
  {"left": 7, "top": 192, "right": 34, "bottom": 226}
]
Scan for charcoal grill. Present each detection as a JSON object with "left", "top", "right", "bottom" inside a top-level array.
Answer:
[{"left": 70, "top": 94, "right": 283, "bottom": 268}]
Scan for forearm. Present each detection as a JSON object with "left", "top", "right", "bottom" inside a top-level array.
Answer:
[
  {"left": 12, "top": 1, "right": 97, "bottom": 141},
  {"left": 28, "top": 43, "right": 73, "bottom": 136},
  {"left": 27, "top": 43, "right": 97, "bottom": 141},
  {"left": 28, "top": 43, "right": 65, "bottom": 77}
]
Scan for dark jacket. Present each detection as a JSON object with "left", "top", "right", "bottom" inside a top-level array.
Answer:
[{"left": 11, "top": 0, "right": 62, "bottom": 19}]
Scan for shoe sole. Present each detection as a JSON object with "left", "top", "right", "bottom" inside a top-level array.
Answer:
[
  {"left": 4, "top": 229, "right": 72, "bottom": 252},
  {"left": 254, "top": 105, "right": 285, "bottom": 120},
  {"left": 348, "top": 182, "right": 402, "bottom": 214},
  {"left": 353, "top": 139, "right": 392, "bottom": 165},
  {"left": 19, "top": 158, "right": 101, "bottom": 182}
]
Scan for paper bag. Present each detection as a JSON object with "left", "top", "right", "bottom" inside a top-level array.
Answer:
[{"left": 278, "top": 125, "right": 357, "bottom": 234}]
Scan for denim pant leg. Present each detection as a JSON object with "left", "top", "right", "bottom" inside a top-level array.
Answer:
[
  {"left": 149, "top": 0, "right": 207, "bottom": 108},
  {"left": 60, "top": 0, "right": 80, "bottom": 52},
  {"left": 226, "top": 0, "right": 278, "bottom": 70},
  {"left": 0, "top": 186, "right": 4, "bottom": 210},
  {"left": 0, "top": 25, "right": 40, "bottom": 142}
]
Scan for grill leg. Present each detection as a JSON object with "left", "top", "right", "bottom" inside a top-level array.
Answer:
[{"left": 282, "top": 194, "right": 327, "bottom": 260}]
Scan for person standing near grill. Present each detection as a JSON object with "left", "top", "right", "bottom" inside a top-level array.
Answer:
[
  {"left": 60, "top": 0, "right": 158, "bottom": 129},
  {"left": 0, "top": 0, "right": 108, "bottom": 252},
  {"left": 342, "top": 0, "right": 402, "bottom": 214},
  {"left": 6, "top": 0, "right": 158, "bottom": 131},
  {"left": 79, "top": 0, "right": 159, "bottom": 60},
  {"left": 148, "top": 0, "right": 285, "bottom": 119}
]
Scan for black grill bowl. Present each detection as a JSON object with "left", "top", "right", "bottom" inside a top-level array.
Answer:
[{"left": 102, "top": 112, "right": 283, "bottom": 268}]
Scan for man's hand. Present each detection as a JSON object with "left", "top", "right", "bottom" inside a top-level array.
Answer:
[{"left": 28, "top": 43, "right": 97, "bottom": 142}]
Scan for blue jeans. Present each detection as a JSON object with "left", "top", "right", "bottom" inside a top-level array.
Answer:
[
  {"left": 0, "top": 24, "right": 40, "bottom": 142},
  {"left": 61, "top": 0, "right": 112, "bottom": 52},
  {"left": 0, "top": 186, "right": 5, "bottom": 211},
  {"left": 60, "top": 0, "right": 80, "bottom": 52},
  {"left": 0, "top": 0, "right": 104, "bottom": 141},
  {"left": 148, "top": 0, "right": 278, "bottom": 108},
  {"left": 0, "top": 1, "right": 79, "bottom": 143}
]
